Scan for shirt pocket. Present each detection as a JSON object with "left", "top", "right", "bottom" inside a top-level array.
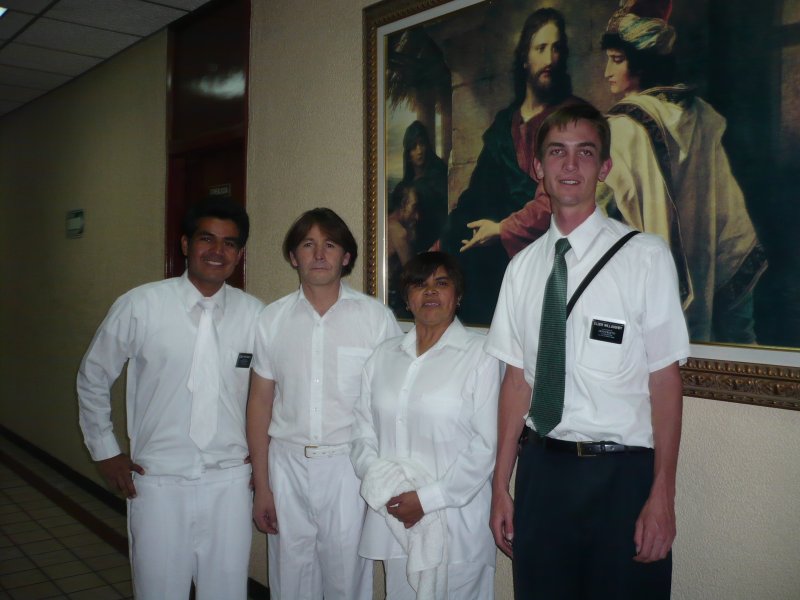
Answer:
[
  {"left": 576, "top": 316, "right": 626, "bottom": 374},
  {"left": 221, "top": 348, "right": 252, "bottom": 400},
  {"left": 337, "top": 347, "right": 372, "bottom": 397}
]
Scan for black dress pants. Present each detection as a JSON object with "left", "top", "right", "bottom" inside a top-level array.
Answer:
[{"left": 512, "top": 440, "right": 672, "bottom": 599}]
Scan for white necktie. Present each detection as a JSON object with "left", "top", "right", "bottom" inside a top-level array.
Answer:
[{"left": 188, "top": 298, "right": 220, "bottom": 449}]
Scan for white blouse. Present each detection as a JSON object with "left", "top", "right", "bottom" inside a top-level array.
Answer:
[{"left": 351, "top": 319, "right": 501, "bottom": 566}]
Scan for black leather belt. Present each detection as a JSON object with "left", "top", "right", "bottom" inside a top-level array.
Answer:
[{"left": 520, "top": 428, "right": 652, "bottom": 457}]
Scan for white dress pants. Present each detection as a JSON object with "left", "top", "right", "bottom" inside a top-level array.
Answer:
[
  {"left": 127, "top": 464, "right": 252, "bottom": 600},
  {"left": 385, "top": 559, "right": 495, "bottom": 600},
  {"left": 268, "top": 439, "right": 372, "bottom": 600}
]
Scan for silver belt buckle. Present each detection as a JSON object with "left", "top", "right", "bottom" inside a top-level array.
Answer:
[{"left": 304, "top": 445, "right": 318, "bottom": 458}]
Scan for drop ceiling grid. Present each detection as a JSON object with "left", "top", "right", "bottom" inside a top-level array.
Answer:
[{"left": 0, "top": 0, "right": 213, "bottom": 117}]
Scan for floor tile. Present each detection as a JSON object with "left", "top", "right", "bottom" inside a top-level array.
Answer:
[
  {"left": 69, "top": 542, "right": 116, "bottom": 560},
  {"left": 55, "top": 533, "right": 97, "bottom": 549},
  {"left": 30, "top": 548, "right": 76, "bottom": 567},
  {"left": 18, "top": 539, "right": 65, "bottom": 556},
  {"left": 0, "top": 556, "right": 35, "bottom": 575},
  {"left": 67, "top": 586, "right": 122, "bottom": 600},
  {"left": 83, "top": 553, "right": 128, "bottom": 570},
  {"left": 24, "top": 507, "right": 66, "bottom": 520},
  {"left": 0, "top": 510, "right": 30, "bottom": 526},
  {"left": 35, "top": 514, "right": 76, "bottom": 529},
  {"left": 45, "top": 523, "right": 88, "bottom": 538},
  {"left": 111, "top": 581, "right": 132, "bottom": 597},
  {"left": 1, "top": 545, "right": 25, "bottom": 561},
  {"left": 41, "top": 559, "right": 91, "bottom": 580},
  {"left": 2, "top": 521, "right": 42, "bottom": 535},
  {"left": 1, "top": 567, "right": 48, "bottom": 589},
  {"left": 8, "top": 528, "right": 53, "bottom": 545},
  {"left": 96, "top": 564, "right": 129, "bottom": 585},
  {"left": 54, "top": 573, "right": 105, "bottom": 594},
  {"left": 15, "top": 498, "right": 54, "bottom": 511},
  {"left": 7, "top": 580, "right": 61, "bottom": 600},
  {"left": 3, "top": 488, "right": 44, "bottom": 502}
]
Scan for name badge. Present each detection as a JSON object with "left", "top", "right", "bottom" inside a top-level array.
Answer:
[
  {"left": 236, "top": 353, "right": 253, "bottom": 368},
  {"left": 589, "top": 318, "right": 625, "bottom": 344}
]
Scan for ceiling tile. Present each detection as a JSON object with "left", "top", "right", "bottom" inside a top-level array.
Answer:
[
  {"left": 17, "top": 18, "right": 141, "bottom": 58},
  {"left": 0, "top": 99, "right": 22, "bottom": 115},
  {"left": 157, "top": 0, "right": 213, "bottom": 9},
  {"left": 0, "top": 82, "right": 45, "bottom": 102},
  {"left": 0, "top": 42, "right": 101, "bottom": 76},
  {"left": 0, "top": 64, "right": 71, "bottom": 90},
  {"left": 0, "top": 10, "right": 34, "bottom": 38},
  {"left": 0, "top": 0, "right": 53, "bottom": 15},
  {"left": 45, "top": 0, "right": 186, "bottom": 36}
]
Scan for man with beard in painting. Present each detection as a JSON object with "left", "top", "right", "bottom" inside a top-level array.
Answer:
[{"left": 439, "top": 7, "right": 585, "bottom": 324}]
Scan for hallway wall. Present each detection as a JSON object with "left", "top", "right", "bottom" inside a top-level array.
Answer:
[
  {"left": 0, "top": 32, "right": 168, "bottom": 478},
  {"left": 1, "top": 1, "right": 798, "bottom": 598}
]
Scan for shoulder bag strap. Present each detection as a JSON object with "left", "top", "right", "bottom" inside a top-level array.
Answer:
[{"left": 566, "top": 231, "right": 640, "bottom": 318}]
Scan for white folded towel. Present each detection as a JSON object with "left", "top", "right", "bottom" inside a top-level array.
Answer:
[{"left": 361, "top": 458, "right": 448, "bottom": 600}]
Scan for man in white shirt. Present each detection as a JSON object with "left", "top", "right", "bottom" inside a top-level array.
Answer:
[
  {"left": 247, "top": 208, "right": 401, "bottom": 600},
  {"left": 486, "top": 104, "right": 689, "bottom": 599},
  {"left": 77, "top": 197, "right": 264, "bottom": 600}
]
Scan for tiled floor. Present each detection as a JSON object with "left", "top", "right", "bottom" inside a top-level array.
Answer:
[{"left": 0, "top": 436, "right": 131, "bottom": 599}]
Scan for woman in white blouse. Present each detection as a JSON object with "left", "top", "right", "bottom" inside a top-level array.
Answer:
[{"left": 351, "top": 251, "right": 501, "bottom": 599}]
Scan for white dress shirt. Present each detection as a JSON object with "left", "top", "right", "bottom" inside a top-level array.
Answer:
[
  {"left": 77, "top": 273, "right": 264, "bottom": 479},
  {"left": 252, "top": 282, "right": 401, "bottom": 446},
  {"left": 351, "top": 319, "right": 500, "bottom": 566},
  {"left": 486, "top": 207, "right": 690, "bottom": 447}
]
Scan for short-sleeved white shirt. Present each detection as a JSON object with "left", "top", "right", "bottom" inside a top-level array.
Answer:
[
  {"left": 77, "top": 273, "right": 265, "bottom": 478},
  {"left": 350, "top": 319, "right": 501, "bottom": 566},
  {"left": 253, "top": 282, "right": 401, "bottom": 445},
  {"left": 485, "top": 207, "right": 690, "bottom": 447}
]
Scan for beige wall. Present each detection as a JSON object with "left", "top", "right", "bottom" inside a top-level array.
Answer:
[
  {"left": 0, "top": 32, "right": 168, "bottom": 475},
  {"left": 1, "top": 1, "right": 799, "bottom": 598}
]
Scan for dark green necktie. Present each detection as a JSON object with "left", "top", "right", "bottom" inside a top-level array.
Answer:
[{"left": 531, "top": 237, "right": 571, "bottom": 436}]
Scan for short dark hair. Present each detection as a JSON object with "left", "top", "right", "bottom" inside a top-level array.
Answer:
[
  {"left": 182, "top": 196, "right": 249, "bottom": 247},
  {"left": 400, "top": 251, "right": 465, "bottom": 305},
  {"left": 601, "top": 32, "right": 675, "bottom": 90},
  {"left": 282, "top": 208, "right": 358, "bottom": 277},
  {"left": 512, "top": 8, "right": 572, "bottom": 105},
  {"left": 535, "top": 103, "right": 611, "bottom": 162}
]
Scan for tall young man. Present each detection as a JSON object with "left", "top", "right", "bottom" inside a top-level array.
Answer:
[{"left": 487, "top": 104, "right": 689, "bottom": 598}]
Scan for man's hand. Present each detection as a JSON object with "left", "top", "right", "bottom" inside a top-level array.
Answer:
[
  {"left": 386, "top": 491, "right": 424, "bottom": 529},
  {"left": 253, "top": 488, "right": 279, "bottom": 534},
  {"left": 461, "top": 219, "right": 501, "bottom": 252},
  {"left": 97, "top": 454, "right": 144, "bottom": 499},
  {"left": 633, "top": 485, "right": 676, "bottom": 563},
  {"left": 490, "top": 487, "right": 515, "bottom": 558}
]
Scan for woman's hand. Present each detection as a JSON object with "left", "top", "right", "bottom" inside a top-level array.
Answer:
[{"left": 386, "top": 491, "right": 424, "bottom": 528}]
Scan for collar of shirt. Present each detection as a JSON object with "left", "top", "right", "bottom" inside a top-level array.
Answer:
[
  {"left": 178, "top": 271, "right": 227, "bottom": 317},
  {"left": 546, "top": 205, "right": 606, "bottom": 263},
  {"left": 292, "top": 281, "right": 359, "bottom": 314},
  {"left": 399, "top": 317, "right": 472, "bottom": 359}
]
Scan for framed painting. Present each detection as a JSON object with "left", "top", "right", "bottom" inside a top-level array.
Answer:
[{"left": 363, "top": 0, "right": 800, "bottom": 409}]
